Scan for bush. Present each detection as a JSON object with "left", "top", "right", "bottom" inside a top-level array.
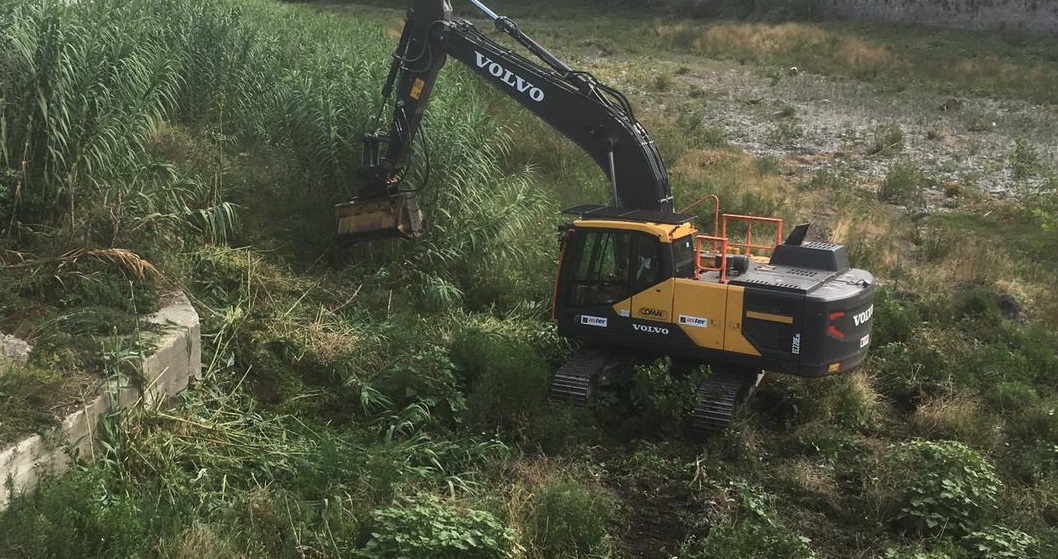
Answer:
[
  {"left": 873, "top": 287, "right": 922, "bottom": 346},
  {"left": 868, "top": 124, "right": 906, "bottom": 157},
  {"left": 626, "top": 357, "right": 708, "bottom": 436},
  {"left": 530, "top": 480, "right": 615, "bottom": 558},
  {"left": 450, "top": 327, "right": 551, "bottom": 432},
  {"left": 679, "top": 519, "right": 816, "bottom": 559},
  {"left": 358, "top": 495, "right": 516, "bottom": 559},
  {"left": 884, "top": 440, "right": 1001, "bottom": 536},
  {"left": 952, "top": 286, "right": 1002, "bottom": 321},
  {"left": 879, "top": 161, "right": 925, "bottom": 206},
  {"left": 962, "top": 525, "right": 1039, "bottom": 559},
  {"left": 1011, "top": 138, "right": 1043, "bottom": 181},
  {"left": 880, "top": 547, "right": 951, "bottom": 559},
  {"left": 0, "top": 467, "right": 175, "bottom": 559},
  {"left": 678, "top": 483, "right": 816, "bottom": 559},
  {"left": 373, "top": 345, "right": 467, "bottom": 426},
  {"left": 870, "top": 339, "right": 949, "bottom": 408}
]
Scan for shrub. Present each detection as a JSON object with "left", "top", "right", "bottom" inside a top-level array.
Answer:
[
  {"left": 679, "top": 519, "right": 816, "bottom": 559},
  {"left": 962, "top": 525, "right": 1038, "bottom": 559},
  {"left": 879, "top": 161, "right": 924, "bottom": 206},
  {"left": 358, "top": 495, "right": 516, "bottom": 559},
  {"left": 678, "top": 483, "right": 816, "bottom": 559},
  {"left": 0, "top": 467, "right": 174, "bottom": 559},
  {"left": 985, "top": 381, "right": 1039, "bottom": 413},
  {"left": 880, "top": 547, "right": 951, "bottom": 559},
  {"left": 952, "top": 286, "right": 1002, "bottom": 321},
  {"left": 450, "top": 327, "right": 551, "bottom": 432},
  {"left": 872, "top": 287, "right": 922, "bottom": 346},
  {"left": 530, "top": 480, "right": 615, "bottom": 558},
  {"left": 769, "top": 116, "right": 805, "bottom": 144},
  {"left": 1011, "top": 139, "right": 1043, "bottom": 181},
  {"left": 884, "top": 440, "right": 1001, "bottom": 536},
  {"left": 870, "top": 339, "right": 949, "bottom": 408},
  {"left": 373, "top": 345, "right": 467, "bottom": 426},
  {"left": 868, "top": 124, "right": 906, "bottom": 157},
  {"left": 626, "top": 357, "right": 707, "bottom": 436}
]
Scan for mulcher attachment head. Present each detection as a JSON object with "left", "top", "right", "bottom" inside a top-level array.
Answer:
[{"left": 334, "top": 193, "right": 425, "bottom": 242}]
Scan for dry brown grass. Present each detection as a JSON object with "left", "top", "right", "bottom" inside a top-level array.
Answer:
[
  {"left": 671, "top": 148, "right": 802, "bottom": 220},
  {"left": 780, "top": 458, "right": 842, "bottom": 508},
  {"left": 910, "top": 392, "right": 1006, "bottom": 454},
  {"left": 6, "top": 247, "right": 161, "bottom": 282},
  {"left": 160, "top": 527, "right": 245, "bottom": 559},
  {"left": 656, "top": 22, "right": 904, "bottom": 76},
  {"left": 654, "top": 19, "right": 1058, "bottom": 104}
]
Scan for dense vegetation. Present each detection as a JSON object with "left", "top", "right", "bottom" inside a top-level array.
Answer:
[{"left": 2, "top": 0, "right": 1058, "bottom": 557}]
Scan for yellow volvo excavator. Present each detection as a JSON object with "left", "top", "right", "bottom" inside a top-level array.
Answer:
[{"left": 337, "top": 0, "right": 875, "bottom": 432}]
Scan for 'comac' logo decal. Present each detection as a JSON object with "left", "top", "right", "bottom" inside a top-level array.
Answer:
[{"left": 638, "top": 307, "right": 667, "bottom": 319}]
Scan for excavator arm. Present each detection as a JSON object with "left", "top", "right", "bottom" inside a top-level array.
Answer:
[{"left": 337, "top": 0, "right": 673, "bottom": 241}]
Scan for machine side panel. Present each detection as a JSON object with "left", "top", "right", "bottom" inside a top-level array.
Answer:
[{"left": 671, "top": 280, "right": 727, "bottom": 350}]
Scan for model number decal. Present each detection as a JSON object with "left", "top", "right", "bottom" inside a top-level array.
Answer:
[
  {"left": 678, "top": 315, "right": 708, "bottom": 328},
  {"left": 860, "top": 334, "right": 870, "bottom": 348},
  {"left": 580, "top": 315, "right": 608, "bottom": 328}
]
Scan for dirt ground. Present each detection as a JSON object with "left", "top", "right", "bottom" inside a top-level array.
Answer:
[{"left": 585, "top": 51, "right": 1058, "bottom": 205}]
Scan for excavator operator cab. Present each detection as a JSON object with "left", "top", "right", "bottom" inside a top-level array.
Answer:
[{"left": 553, "top": 204, "right": 696, "bottom": 321}]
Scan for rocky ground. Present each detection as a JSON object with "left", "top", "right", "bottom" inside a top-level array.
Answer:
[
  {"left": 581, "top": 51, "right": 1058, "bottom": 206},
  {"left": 688, "top": 60, "right": 1056, "bottom": 202},
  {"left": 0, "top": 333, "right": 31, "bottom": 367}
]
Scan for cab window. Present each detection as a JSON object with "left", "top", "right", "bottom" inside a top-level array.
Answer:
[
  {"left": 568, "top": 230, "right": 631, "bottom": 307},
  {"left": 672, "top": 235, "right": 696, "bottom": 278},
  {"left": 566, "top": 229, "right": 664, "bottom": 307}
]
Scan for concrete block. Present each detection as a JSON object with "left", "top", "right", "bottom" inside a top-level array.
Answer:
[{"left": 0, "top": 292, "right": 201, "bottom": 511}]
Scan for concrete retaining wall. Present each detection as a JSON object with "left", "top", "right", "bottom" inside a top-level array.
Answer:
[{"left": 0, "top": 293, "right": 201, "bottom": 510}]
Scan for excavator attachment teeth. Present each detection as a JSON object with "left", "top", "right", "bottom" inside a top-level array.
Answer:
[{"left": 335, "top": 193, "right": 426, "bottom": 242}]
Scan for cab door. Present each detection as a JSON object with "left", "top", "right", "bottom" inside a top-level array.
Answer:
[
  {"left": 628, "top": 233, "right": 674, "bottom": 324},
  {"left": 554, "top": 228, "right": 634, "bottom": 342}
]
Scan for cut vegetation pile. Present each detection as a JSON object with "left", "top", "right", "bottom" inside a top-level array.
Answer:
[{"left": 2, "top": 0, "right": 1058, "bottom": 558}]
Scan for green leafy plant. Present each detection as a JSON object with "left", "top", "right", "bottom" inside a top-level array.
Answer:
[
  {"left": 358, "top": 495, "right": 516, "bottom": 559},
  {"left": 886, "top": 440, "right": 1001, "bottom": 536},
  {"left": 872, "top": 287, "right": 922, "bottom": 346},
  {"left": 769, "top": 116, "right": 805, "bottom": 144},
  {"left": 962, "top": 525, "right": 1039, "bottom": 559},
  {"left": 880, "top": 547, "right": 951, "bottom": 559},
  {"left": 627, "top": 357, "right": 708, "bottom": 435},
  {"left": 450, "top": 326, "right": 551, "bottom": 432},
  {"left": 679, "top": 482, "right": 816, "bottom": 559}
]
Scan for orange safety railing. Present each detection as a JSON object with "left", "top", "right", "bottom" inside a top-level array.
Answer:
[{"left": 696, "top": 213, "right": 784, "bottom": 283}]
